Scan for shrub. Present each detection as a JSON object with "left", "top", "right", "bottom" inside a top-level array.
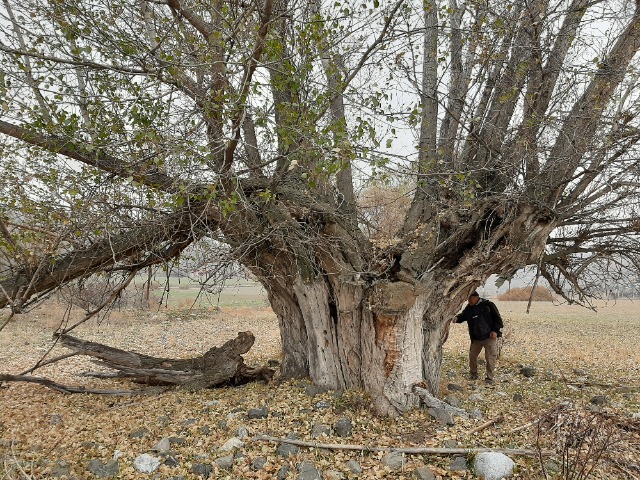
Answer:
[{"left": 497, "top": 286, "right": 554, "bottom": 302}]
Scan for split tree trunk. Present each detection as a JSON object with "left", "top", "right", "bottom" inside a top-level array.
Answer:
[{"left": 58, "top": 331, "right": 273, "bottom": 388}]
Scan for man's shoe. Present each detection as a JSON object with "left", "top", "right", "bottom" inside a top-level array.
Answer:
[
  {"left": 484, "top": 378, "right": 494, "bottom": 384},
  {"left": 469, "top": 373, "right": 479, "bottom": 380}
]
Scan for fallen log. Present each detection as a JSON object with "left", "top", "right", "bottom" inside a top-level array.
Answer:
[
  {"left": 56, "top": 330, "right": 274, "bottom": 389},
  {"left": 253, "top": 435, "right": 552, "bottom": 456}
]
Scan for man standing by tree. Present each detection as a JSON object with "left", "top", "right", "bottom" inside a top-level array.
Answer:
[{"left": 455, "top": 292, "right": 503, "bottom": 384}]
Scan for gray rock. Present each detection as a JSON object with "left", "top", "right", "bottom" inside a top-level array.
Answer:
[
  {"left": 214, "top": 455, "right": 234, "bottom": 470},
  {"left": 311, "top": 424, "right": 332, "bottom": 439},
  {"left": 381, "top": 452, "right": 405, "bottom": 471},
  {"left": 220, "top": 437, "right": 244, "bottom": 451},
  {"left": 427, "top": 408, "right": 455, "bottom": 426},
  {"left": 151, "top": 438, "right": 171, "bottom": 453},
  {"left": 450, "top": 456, "right": 468, "bottom": 471},
  {"left": 305, "top": 385, "right": 329, "bottom": 397},
  {"left": 50, "top": 460, "right": 70, "bottom": 478},
  {"left": 469, "top": 394, "right": 485, "bottom": 403},
  {"left": 182, "top": 418, "right": 198, "bottom": 427},
  {"left": 235, "top": 426, "right": 250, "bottom": 439},
  {"left": 513, "top": 393, "right": 524, "bottom": 402},
  {"left": 444, "top": 439, "right": 457, "bottom": 448},
  {"left": 298, "top": 460, "right": 322, "bottom": 480},
  {"left": 204, "top": 399, "right": 220, "bottom": 407},
  {"left": 199, "top": 425, "right": 211, "bottom": 436},
  {"left": 87, "top": 459, "right": 119, "bottom": 478},
  {"left": 346, "top": 459, "right": 362, "bottom": 474},
  {"left": 443, "top": 395, "right": 461, "bottom": 408},
  {"left": 314, "top": 400, "right": 331, "bottom": 410},
  {"left": 447, "top": 383, "right": 464, "bottom": 392},
  {"left": 276, "top": 443, "right": 300, "bottom": 457},
  {"left": 217, "top": 420, "right": 228, "bottom": 431},
  {"left": 134, "top": 454, "right": 161, "bottom": 474},
  {"left": 470, "top": 408, "right": 483, "bottom": 420},
  {"left": 414, "top": 466, "right": 436, "bottom": 480},
  {"left": 247, "top": 407, "right": 269, "bottom": 419},
  {"left": 520, "top": 366, "right": 536, "bottom": 378},
  {"left": 129, "top": 428, "right": 149, "bottom": 439},
  {"left": 286, "top": 432, "right": 301, "bottom": 440},
  {"left": 190, "top": 463, "right": 212, "bottom": 478},
  {"left": 169, "top": 437, "right": 187, "bottom": 446},
  {"left": 157, "top": 415, "right": 171, "bottom": 427},
  {"left": 590, "top": 395, "right": 608, "bottom": 406},
  {"left": 50, "top": 414, "right": 63, "bottom": 426},
  {"left": 473, "top": 452, "right": 515, "bottom": 480},
  {"left": 251, "top": 457, "right": 267, "bottom": 470},
  {"left": 163, "top": 456, "right": 180, "bottom": 468},
  {"left": 334, "top": 417, "right": 353, "bottom": 437},
  {"left": 277, "top": 464, "right": 291, "bottom": 480}
]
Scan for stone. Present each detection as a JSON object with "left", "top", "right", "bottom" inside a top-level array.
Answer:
[
  {"left": 276, "top": 464, "right": 291, "bottom": 480},
  {"left": 520, "top": 366, "right": 535, "bottom": 377},
  {"left": 217, "top": 420, "right": 228, "bottom": 431},
  {"left": 151, "top": 438, "right": 171, "bottom": 453},
  {"left": 450, "top": 456, "right": 468, "bottom": 471},
  {"left": 235, "top": 426, "right": 250, "bottom": 439},
  {"left": 134, "top": 454, "right": 161, "bottom": 474},
  {"left": 444, "top": 439, "right": 457, "bottom": 448},
  {"left": 247, "top": 407, "right": 269, "bottom": 419},
  {"left": 129, "top": 428, "right": 148, "bottom": 439},
  {"left": 204, "top": 400, "right": 220, "bottom": 406},
  {"left": 50, "top": 460, "right": 70, "bottom": 478},
  {"left": 199, "top": 425, "right": 211, "bottom": 436},
  {"left": 311, "top": 424, "right": 332, "bottom": 438},
  {"left": 164, "top": 456, "right": 180, "bottom": 468},
  {"left": 414, "top": 466, "right": 436, "bottom": 480},
  {"left": 305, "top": 384, "right": 330, "bottom": 397},
  {"left": 473, "top": 452, "right": 515, "bottom": 480},
  {"left": 447, "top": 383, "right": 464, "bottom": 392},
  {"left": 251, "top": 457, "right": 267, "bottom": 470},
  {"left": 298, "top": 460, "right": 322, "bottom": 480},
  {"left": 276, "top": 443, "right": 300, "bottom": 457},
  {"left": 50, "top": 414, "right": 63, "bottom": 426},
  {"left": 427, "top": 408, "right": 455, "bottom": 426},
  {"left": 573, "top": 368, "right": 588, "bottom": 376},
  {"left": 469, "top": 394, "right": 485, "bottom": 403},
  {"left": 443, "top": 395, "right": 461, "bottom": 408},
  {"left": 182, "top": 418, "right": 198, "bottom": 427},
  {"left": 470, "top": 408, "right": 483, "bottom": 420},
  {"left": 87, "top": 459, "right": 119, "bottom": 478},
  {"left": 325, "top": 470, "right": 345, "bottom": 480},
  {"left": 590, "top": 395, "right": 608, "bottom": 406},
  {"left": 314, "top": 400, "right": 331, "bottom": 410},
  {"left": 381, "top": 452, "right": 405, "bottom": 471},
  {"left": 190, "top": 463, "right": 212, "bottom": 478},
  {"left": 513, "top": 393, "right": 524, "bottom": 402},
  {"left": 334, "top": 417, "right": 353, "bottom": 437},
  {"left": 214, "top": 455, "right": 234, "bottom": 470},
  {"left": 346, "top": 459, "right": 362, "bottom": 474},
  {"left": 220, "top": 437, "right": 244, "bottom": 451}
]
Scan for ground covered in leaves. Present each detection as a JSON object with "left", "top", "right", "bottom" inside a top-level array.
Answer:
[{"left": 1, "top": 299, "right": 639, "bottom": 479}]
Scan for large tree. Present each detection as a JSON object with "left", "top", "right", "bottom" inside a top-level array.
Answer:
[{"left": 1, "top": 0, "right": 640, "bottom": 415}]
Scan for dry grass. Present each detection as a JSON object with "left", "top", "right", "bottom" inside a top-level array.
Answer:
[
  {"left": 497, "top": 286, "right": 555, "bottom": 302},
  {"left": 1, "top": 299, "right": 639, "bottom": 479}
]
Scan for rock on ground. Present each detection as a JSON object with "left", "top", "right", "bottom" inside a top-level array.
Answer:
[
  {"left": 381, "top": 452, "right": 405, "bottom": 471},
  {"left": 334, "top": 417, "right": 353, "bottom": 437},
  {"left": 133, "top": 454, "right": 161, "bottom": 474},
  {"left": 214, "top": 454, "right": 234, "bottom": 470},
  {"left": 346, "top": 459, "right": 362, "bottom": 474},
  {"left": 298, "top": 460, "right": 322, "bottom": 480},
  {"left": 415, "top": 466, "right": 436, "bottom": 480},
  {"left": 87, "top": 459, "right": 119, "bottom": 478},
  {"left": 473, "top": 452, "right": 516, "bottom": 480}
]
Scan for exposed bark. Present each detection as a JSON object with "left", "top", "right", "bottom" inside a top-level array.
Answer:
[{"left": 57, "top": 331, "right": 274, "bottom": 388}]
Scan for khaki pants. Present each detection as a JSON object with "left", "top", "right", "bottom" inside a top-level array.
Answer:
[{"left": 469, "top": 338, "right": 498, "bottom": 380}]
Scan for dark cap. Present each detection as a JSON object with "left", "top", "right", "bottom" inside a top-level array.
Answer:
[{"left": 468, "top": 291, "right": 480, "bottom": 298}]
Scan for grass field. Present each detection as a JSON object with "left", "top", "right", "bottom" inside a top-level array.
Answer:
[{"left": 1, "top": 294, "right": 639, "bottom": 479}]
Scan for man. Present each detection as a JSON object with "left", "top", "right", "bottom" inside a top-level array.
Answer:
[{"left": 454, "top": 291, "right": 503, "bottom": 383}]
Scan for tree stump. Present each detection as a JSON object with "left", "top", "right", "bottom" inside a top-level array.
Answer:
[{"left": 58, "top": 331, "right": 274, "bottom": 388}]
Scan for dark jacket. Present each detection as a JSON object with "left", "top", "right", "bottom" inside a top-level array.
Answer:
[{"left": 455, "top": 298, "right": 503, "bottom": 341}]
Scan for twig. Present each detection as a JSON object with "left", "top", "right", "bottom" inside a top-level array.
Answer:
[
  {"left": 468, "top": 414, "right": 505, "bottom": 435},
  {"left": 253, "top": 435, "right": 551, "bottom": 456},
  {"left": 0, "top": 374, "right": 163, "bottom": 395},
  {"left": 18, "top": 352, "right": 79, "bottom": 376},
  {"left": 510, "top": 418, "right": 542, "bottom": 434}
]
